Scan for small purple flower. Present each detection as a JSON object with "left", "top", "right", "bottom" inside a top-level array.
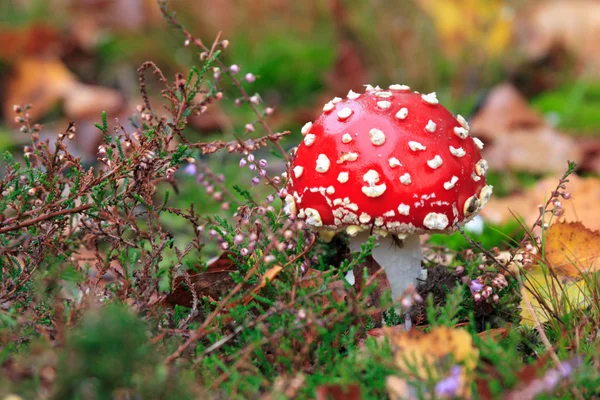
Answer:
[
  {"left": 245, "top": 73, "right": 256, "bottom": 83},
  {"left": 470, "top": 278, "right": 484, "bottom": 293},
  {"left": 249, "top": 164, "right": 257, "bottom": 172},
  {"left": 229, "top": 64, "right": 240, "bottom": 74},
  {"left": 258, "top": 159, "right": 268, "bottom": 168},
  {"left": 247, "top": 154, "right": 255, "bottom": 162},
  {"left": 239, "top": 158, "right": 247, "bottom": 168},
  {"left": 251, "top": 176, "right": 260, "bottom": 186},
  {"left": 266, "top": 194, "right": 275, "bottom": 203},
  {"left": 435, "top": 366, "right": 462, "bottom": 398},
  {"left": 184, "top": 163, "right": 197, "bottom": 176}
]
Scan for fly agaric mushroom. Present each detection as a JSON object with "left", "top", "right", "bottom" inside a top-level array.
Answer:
[{"left": 283, "top": 84, "right": 492, "bottom": 315}]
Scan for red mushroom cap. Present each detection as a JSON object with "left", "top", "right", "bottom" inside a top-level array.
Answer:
[{"left": 283, "top": 85, "right": 492, "bottom": 236}]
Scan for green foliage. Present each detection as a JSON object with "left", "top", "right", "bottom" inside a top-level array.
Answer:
[{"left": 531, "top": 81, "right": 600, "bottom": 136}]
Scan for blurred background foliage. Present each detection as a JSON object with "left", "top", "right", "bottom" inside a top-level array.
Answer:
[{"left": 1, "top": 0, "right": 600, "bottom": 256}]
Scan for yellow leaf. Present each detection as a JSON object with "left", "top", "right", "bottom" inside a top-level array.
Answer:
[
  {"left": 545, "top": 222, "right": 600, "bottom": 276},
  {"left": 242, "top": 265, "right": 283, "bottom": 305},
  {"left": 385, "top": 326, "right": 478, "bottom": 397},
  {"left": 520, "top": 265, "right": 590, "bottom": 327},
  {"left": 417, "top": 0, "right": 513, "bottom": 58}
]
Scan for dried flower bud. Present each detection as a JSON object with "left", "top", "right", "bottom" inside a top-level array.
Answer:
[
  {"left": 13, "top": 105, "right": 22, "bottom": 113},
  {"left": 221, "top": 39, "right": 229, "bottom": 49}
]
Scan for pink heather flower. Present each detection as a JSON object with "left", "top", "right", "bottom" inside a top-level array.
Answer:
[
  {"left": 240, "top": 248, "right": 249, "bottom": 256},
  {"left": 245, "top": 123, "right": 255, "bottom": 132},
  {"left": 250, "top": 94, "right": 260, "bottom": 104},
  {"left": 258, "top": 159, "right": 268, "bottom": 168},
  {"left": 266, "top": 194, "right": 275, "bottom": 203},
  {"left": 249, "top": 164, "right": 257, "bottom": 172},
  {"left": 229, "top": 64, "right": 240, "bottom": 74},
  {"left": 239, "top": 158, "right": 247, "bottom": 168},
  {"left": 247, "top": 154, "right": 255, "bottom": 162},
  {"left": 265, "top": 107, "right": 274, "bottom": 116},
  {"left": 251, "top": 176, "right": 260, "bottom": 185},
  {"left": 234, "top": 234, "right": 244, "bottom": 245},
  {"left": 245, "top": 73, "right": 256, "bottom": 83}
]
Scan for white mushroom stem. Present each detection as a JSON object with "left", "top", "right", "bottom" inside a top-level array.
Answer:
[{"left": 349, "top": 232, "right": 422, "bottom": 313}]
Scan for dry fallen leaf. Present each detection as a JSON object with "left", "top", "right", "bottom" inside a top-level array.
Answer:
[
  {"left": 516, "top": 0, "right": 600, "bottom": 77},
  {"left": 242, "top": 264, "right": 283, "bottom": 305},
  {"left": 315, "top": 384, "right": 361, "bottom": 400},
  {"left": 483, "top": 126, "right": 583, "bottom": 174},
  {"left": 4, "top": 57, "right": 124, "bottom": 122},
  {"left": 470, "top": 83, "right": 545, "bottom": 141},
  {"left": 545, "top": 222, "right": 600, "bottom": 276},
  {"left": 469, "top": 83, "right": 592, "bottom": 173},
  {"left": 417, "top": 0, "right": 513, "bottom": 58},
  {"left": 520, "top": 221, "right": 600, "bottom": 326},
  {"left": 519, "top": 264, "right": 589, "bottom": 327},
  {"left": 385, "top": 326, "right": 478, "bottom": 398},
  {"left": 481, "top": 175, "right": 600, "bottom": 232},
  {"left": 166, "top": 252, "right": 238, "bottom": 308}
]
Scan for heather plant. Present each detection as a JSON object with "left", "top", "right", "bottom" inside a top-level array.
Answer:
[{"left": 1, "top": 1, "right": 599, "bottom": 399}]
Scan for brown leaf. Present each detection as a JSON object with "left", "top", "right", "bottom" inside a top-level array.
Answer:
[
  {"left": 385, "top": 326, "right": 478, "bottom": 398},
  {"left": 470, "top": 83, "right": 545, "bottom": 141},
  {"left": 3, "top": 57, "right": 124, "bottom": 122},
  {"left": 477, "top": 327, "right": 510, "bottom": 341},
  {"left": 4, "top": 57, "right": 77, "bottom": 121},
  {"left": 0, "top": 24, "right": 62, "bottom": 60},
  {"left": 165, "top": 252, "right": 238, "bottom": 308},
  {"left": 315, "top": 384, "right": 361, "bottom": 400},
  {"left": 481, "top": 175, "right": 600, "bottom": 231},
  {"left": 62, "top": 83, "right": 125, "bottom": 120},
  {"left": 241, "top": 264, "right": 283, "bottom": 305},
  {"left": 516, "top": 1, "right": 600, "bottom": 76},
  {"left": 545, "top": 222, "right": 600, "bottom": 276},
  {"left": 482, "top": 126, "right": 583, "bottom": 174}
]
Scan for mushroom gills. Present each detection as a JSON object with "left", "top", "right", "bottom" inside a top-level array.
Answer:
[{"left": 349, "top": 232, "right": 423, "bottom": 313}]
